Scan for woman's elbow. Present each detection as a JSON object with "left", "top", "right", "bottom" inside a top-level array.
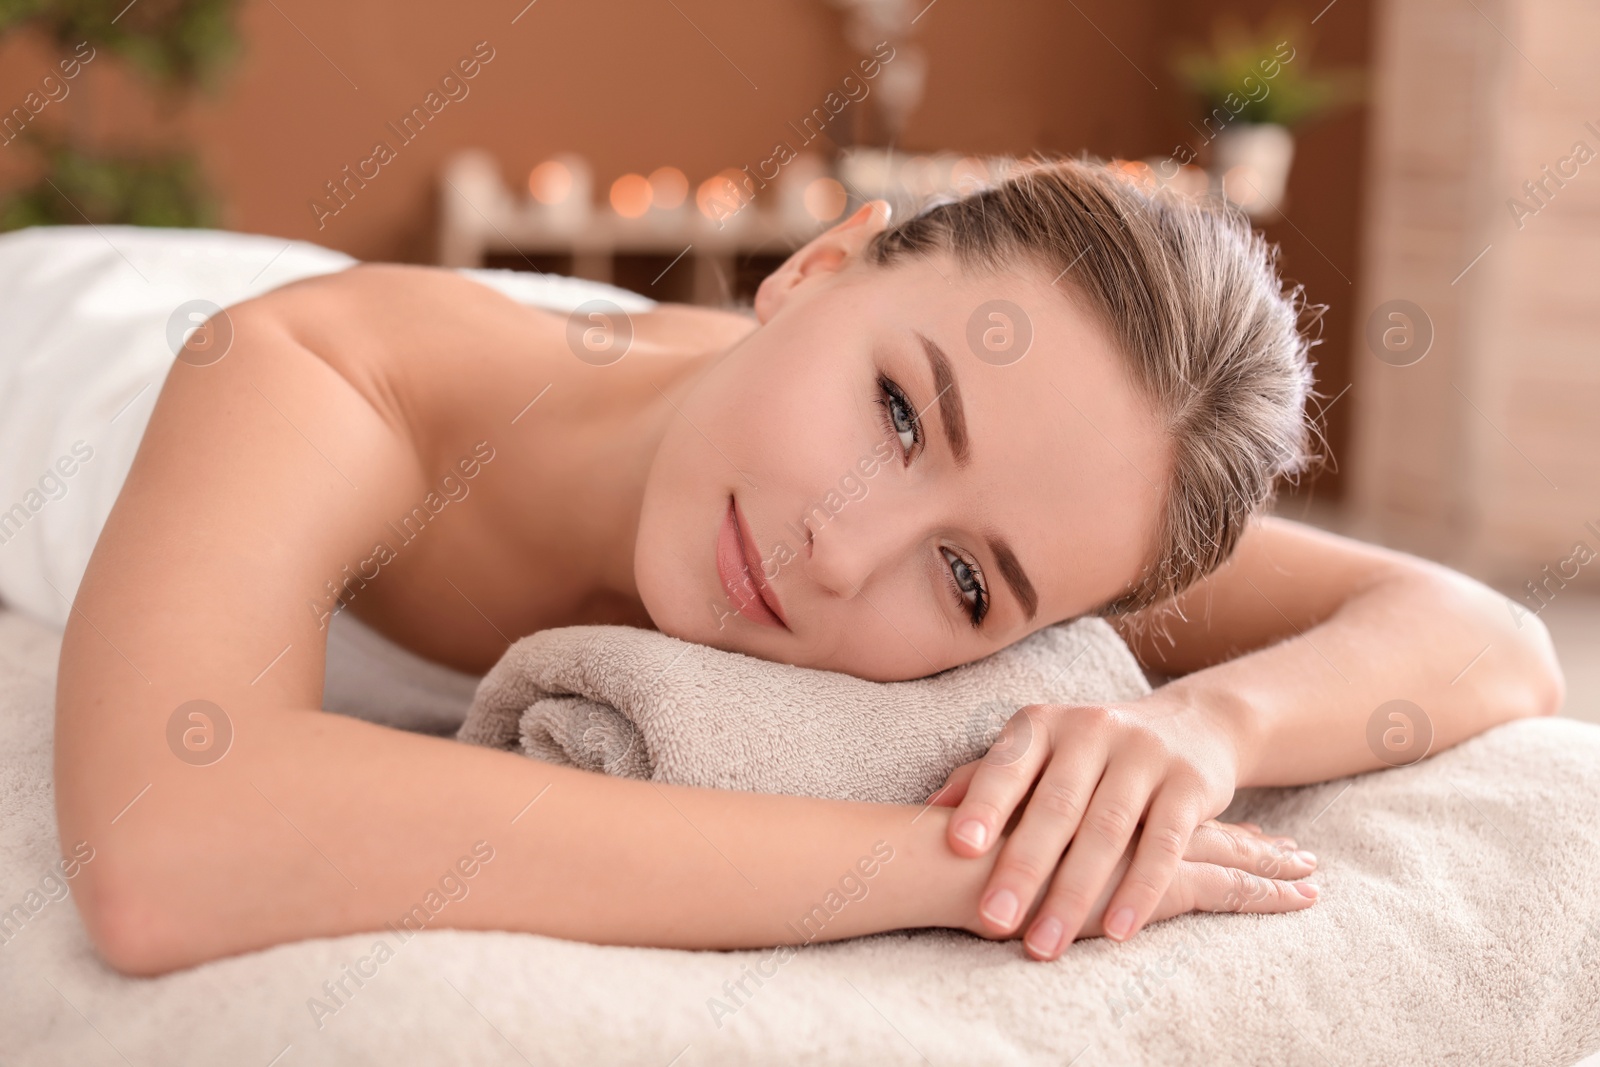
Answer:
[
  {"left": 72, "top": 854, "right": 189, "bottom": 976},
  {"left": 1466, "top": 572, "right": 1568, "bottom": 718},
  {"left": 59, "top": 817, "right": 210, "bottom": 976},
  {"left": 1514, "top": 608, "right": 1567, "bottom": 717},
  {"left": 1425, "top": 567, "right": 1567, "bottom": 720}
]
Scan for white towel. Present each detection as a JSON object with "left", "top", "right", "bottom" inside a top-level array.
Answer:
[{"left": 0, "top": 227, "right": 354, "bottom": 629}]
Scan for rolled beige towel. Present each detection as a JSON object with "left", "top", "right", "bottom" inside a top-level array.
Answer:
[{"left": 456, "top": 617, "right": 1150, "bottom": 804}]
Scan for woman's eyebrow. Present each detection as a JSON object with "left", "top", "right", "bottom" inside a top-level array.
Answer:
[
  {"left": 912, "top": 330, "right": 1039, "bottom": 622},
  {"left": 987, "top": 535, "right": 1039, "bottom": 622},
  {"left": 913, "top": 331, "right": 969, "bottom": 466}
]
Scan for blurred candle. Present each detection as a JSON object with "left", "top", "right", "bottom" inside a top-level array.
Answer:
[
  {"left": 776, "top": 153, "right": 826, "bottom": 230},
  {"left": 802, "top": 177, "right": 847, "bottom": 223},
  {"left": 1111, "top": 159, "right": 1158, "bottom": 192},
  {"left": 527, "top": 153, "right": 592, "bottom": 230},
  {"left": 696, "top": 172, "right": 750, "bottom": 230},
  {"left": 648, "top": 166, "right": 688, "bottom": 210},
  {"left": 528, "top": 160, "right": 573, "bottom": 204},
  {"left": 950, "top": 155, "right": 990, "bottom": 194},
  {"left": 610, "top": 173, "right": 653, "bottom": 218},
  {"left": 900, "top": 155, "right": 937, "bottom": 198}
]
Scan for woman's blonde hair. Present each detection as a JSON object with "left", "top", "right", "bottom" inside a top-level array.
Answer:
[{"left": 864, "top": 156, "right": 1321, "bottom": 617}]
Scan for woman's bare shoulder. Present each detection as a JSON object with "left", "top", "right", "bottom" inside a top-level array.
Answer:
[
  {"left": 246, "top": 264, "right": 753, "bottom": 445},
  {"left": 250, "top": 263, "right": 549, "bottom": 373},
  {"left": 256, "top": 262, "right": 754, "bottom": 355},
  {"left": 238, "top": 264, "right": 567, "bottom": 457}
]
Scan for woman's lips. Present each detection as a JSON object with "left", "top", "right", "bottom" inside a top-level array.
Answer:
[{"left": 716, "top": 496, "right": 788, "bottom": 629}]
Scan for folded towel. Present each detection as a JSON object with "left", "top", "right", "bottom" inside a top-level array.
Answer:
[{"left": 455, "top": 617, "right": 1150, "bottom": 804}]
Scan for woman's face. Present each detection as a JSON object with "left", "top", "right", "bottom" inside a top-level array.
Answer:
[{"left": 635, "top": 203, "right": 1172, "bottom": 681}]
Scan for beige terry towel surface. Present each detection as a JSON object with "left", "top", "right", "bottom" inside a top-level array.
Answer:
[
  {"left": 455, "top": 616, "right": 1150, "bottom": 803},
  {"left": 3, "top": 606, "right": 1599, "bottom": 1066}
]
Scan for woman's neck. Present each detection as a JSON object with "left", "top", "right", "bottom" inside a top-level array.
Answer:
[{"left": 525, "top": 303, "right": 756, "bottom": 618}]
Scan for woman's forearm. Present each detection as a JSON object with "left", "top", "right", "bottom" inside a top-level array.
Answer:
[
  {"left": 62, "top": 694, "right": 991, "bottom": 976},
  {"left": 1173, "top": 566, "right": 1564, "bottom": 788}
]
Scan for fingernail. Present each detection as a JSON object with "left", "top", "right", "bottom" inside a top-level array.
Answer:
[
  {"left": 1296, "top": 882, "right": 1319, "bottom": 899},
  {"left": 1297, "top": 850, "right": 1318, "bottom": 866},
  {"left": 1106, "top": 906, "right": 1135, "bottom": 940},
  {"left": 953, "top": 819, "right": 988, "bottom": 850},
  {"left": 1026, "top": 916, "right": 1064, "bottom": 957},
  {"left": 981, "top": 888, "right": 1019, "bottom": 927}
]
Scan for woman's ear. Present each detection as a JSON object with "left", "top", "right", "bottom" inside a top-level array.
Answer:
[{"left": 753, "top": 199, "right": 892, "bottom": 323}]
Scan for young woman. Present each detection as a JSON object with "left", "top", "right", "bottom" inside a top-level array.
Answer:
[{"left": 40, "top": 159, "right": 1562, "bottom": 976}]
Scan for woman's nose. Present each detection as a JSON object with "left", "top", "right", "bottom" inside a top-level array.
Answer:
[{"left": 800, "top": 496, "right": 922, "bottom": 600}]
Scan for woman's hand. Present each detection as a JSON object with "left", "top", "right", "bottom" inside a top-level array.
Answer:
[
  {"left": 956, "top": 818, "right": 1319, "bottom": 945},
  {"left": 928, "top": 692, "right": 1281, "bottom": 959}
]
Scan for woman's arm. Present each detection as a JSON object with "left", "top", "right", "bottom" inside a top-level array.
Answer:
[
  {"left": 52, "top": 288, "right": 969, "bottom": 974},
  {"left": 56, "top": 278, "right": 1308, "bottom": 975},
  {"left": 1113, "top": 515, "right": 1566, "bottom": 787},
  {"left": 929, "top": 514, "right": 1565, "bottom": 959}
]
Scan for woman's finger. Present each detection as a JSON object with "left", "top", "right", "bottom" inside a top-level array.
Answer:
[
  {"left": 926, "top": 760, "right": 980, "bottom": 806},
  {"left": 1096, "top": 783, "right": 1205, "bottom": 943},
  {"left": 944, "top": 707, "right": 1056, "bottom": 858},
  {"left": 1178, "top": 859, "right": 1319, "bottom": 918},
  {"left": 1020, "top": 764, "right": 1161, "bottom": 960},
  {"left": 1184, "top": 820, "right": 1318, "bottom": 879},
  {"left": 974, "top": 735, "right": 1111, "bottom": 941}
]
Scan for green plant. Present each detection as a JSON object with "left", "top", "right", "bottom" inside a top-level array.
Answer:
[
  {"left": 1174, "top": 14, "right": 1363, "bottom": 128},
  {"left": 1, "top": 134, "right": 217, "bottom": 229},
  {"left": 0, "top": 0, "right": 241, "bottom": 229},
  {"left": 0, "top": 0, "right": 240, "bottom": 89}
]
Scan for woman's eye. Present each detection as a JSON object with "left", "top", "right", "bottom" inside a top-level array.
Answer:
[
  {"left": 876, "top": 377, "right": 920, "bottom": 459},
  {"left": 941, "top": 547, "right": 989, "bottom": 627}
]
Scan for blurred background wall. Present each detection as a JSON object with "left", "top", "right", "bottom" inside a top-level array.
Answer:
[
  {"left": 1, "top": 0, "right": 1594, "bottom": 709},
  {"left": 0, "top": 0, "right": 1370, "bottom": 500}
]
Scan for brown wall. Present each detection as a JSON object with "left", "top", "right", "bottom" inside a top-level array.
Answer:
[{"left": 0, "top": 0, "right": 1367, "bottom": 496}]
